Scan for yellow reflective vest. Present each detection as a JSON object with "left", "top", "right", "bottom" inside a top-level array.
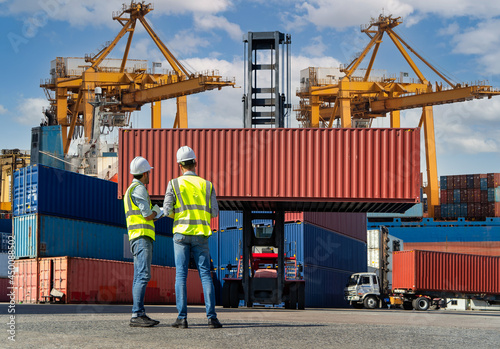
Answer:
[
  {"left": 124, "top": 182, "right": 155, "bottom": 241},
  {"left": 171, "top": 176, "right": 213, "bottom": 236}
]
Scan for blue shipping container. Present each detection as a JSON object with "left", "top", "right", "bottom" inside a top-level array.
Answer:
[
  {"left": 466, "top": 175, "right": 474, "bottom": 189},
  {"left": 488, "top": 188, "right": 500, "bottom": 202},
  {"left": 460, "top": 203, "right": 468, "bottom": 218},
  {"left": 30, "top": 126, "right": 65, "bottom": 170},
  {"left": 0, "top": 232, "right": 11, "bottom": 253},
  {"left": 13, "top": 214, "right": 175, "bottom": 266},
  {"left": 368, "top": 218, "right": 500, "bottom": 243},
  {"left": 440, "top": 176, "right": 447, "bottom": 190},
  {"left": 304, "top": 266, "right": 352, "bottom": 308},
  {"left": 481, "top": 178, "right": 488, "bottom": 191},
  {"left": 453, "top": 189, "right": 461, "bottom": 204},
  {"left": 0, "top": 218, "right": 11, "bottom": 234},
  {"left": 14, "top": 165, "right": 127, "bottom": 227}
]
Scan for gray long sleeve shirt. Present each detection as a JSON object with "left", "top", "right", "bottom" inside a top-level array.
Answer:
[
  {"left": 163, "top": 171, "right": 219, "bottom": 218},
  {"left": 130, "top": 179, "right": 154, "bottom": 218}
]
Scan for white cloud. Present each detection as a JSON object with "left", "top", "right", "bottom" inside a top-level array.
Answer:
[
  {"left": 15, "top": 97, "right": 48, "bottom": 126},
  {"left": 300, "top": 36, "right": 327, "bottom": 57},
  {"left": 193, "top": 14, "right": 243, "bottom": 41},
  {"left": 0, "top": 105, "right": 7, "bottom": 114}
]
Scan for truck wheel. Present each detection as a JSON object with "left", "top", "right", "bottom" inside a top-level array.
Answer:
[
  {"left": 229, "top": 282, "right": 239, "bottom": 308},
  {"left": 222, "top": 282, "right": 231, "bottom": 308},
  {"left": 414, "top": 297, "right": 430, "bottom": 311},
  {"left": 364, "top": 295, "right": 378, "bottom": 309},
  {"left": 297, "top": 283, "right": 305, "bottom": 310}
]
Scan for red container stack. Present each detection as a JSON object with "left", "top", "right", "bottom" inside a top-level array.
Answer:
[
  {"left": 15, "top": 257, "right": 204, "bottom": 304},
  {"left": 437, "top": 172, "right": 500, "bottom": 220}
]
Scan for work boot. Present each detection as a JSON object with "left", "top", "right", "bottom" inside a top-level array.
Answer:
[
  {"left": 129, "top": 315, "right": 160, "bottom": 327},
  {"left": 171, "top": 318, "right": 188, "bottom": 328},
  {"left": 208, "top": 318, "right": 223, "bottom": 329}
]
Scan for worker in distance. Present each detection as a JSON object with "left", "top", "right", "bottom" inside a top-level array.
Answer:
[
  {"left": 124, "top": 156, "right": 163, "bottom": 327},
  {"left": 164, "top": 146, "right": 222, "bottom": 329}
]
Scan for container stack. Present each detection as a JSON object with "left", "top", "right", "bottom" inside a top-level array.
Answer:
[
  {"left": 435, "top": 173, "right": 500, "bottom": 220},
  {"left": 11, "top": 165, "right": 203, "bottom": 304},
  {"left": 210, "top": 211, "right": 367, "bottom": 308}
]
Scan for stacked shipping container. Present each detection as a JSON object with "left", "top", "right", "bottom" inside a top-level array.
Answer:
[
  {"left": 209, "top": 211, "right": 368, "bottom": 308},
  {"left": 436, "top": 173, "right": 500, "bottom": 220},
  {"left": 11, "top": 165, "right": 207, "bottom": 304}
]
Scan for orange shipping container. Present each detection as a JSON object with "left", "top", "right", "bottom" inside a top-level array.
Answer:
[
  {"left": 13, "top": 259, "right": 38, "bottom": 304},
  {"left": 404, "top": 242, "right": 500, "bottom": 257},
  {"left": 393, "top": 250, "right": 500, "bottom": 295}
]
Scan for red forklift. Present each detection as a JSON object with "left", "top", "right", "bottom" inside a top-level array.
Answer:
[{"left": 221, "top": 210, "right": 305, "bottom": 309}]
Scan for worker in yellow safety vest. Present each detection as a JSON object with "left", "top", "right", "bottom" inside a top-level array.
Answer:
[
  {"left": 124, "top": 156, "right": 163, "bottom": 327},
  {"left": 164, "top": 146, "right": 222, "bottom": 329}
]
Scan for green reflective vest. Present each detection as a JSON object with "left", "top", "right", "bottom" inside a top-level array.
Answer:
[
  {"left": 171, "top": 176, "right": 212, "bottom": 236},
  {"left": 124, "top": 182, "right": 155, "bottom": 241}
]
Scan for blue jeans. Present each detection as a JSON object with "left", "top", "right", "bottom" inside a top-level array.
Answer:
[
  {"left": 130, "top": 236, "right": 153, "bottom": 317},
  {"left": 173, "top": 234, "right": 216, "bottom": 319}
]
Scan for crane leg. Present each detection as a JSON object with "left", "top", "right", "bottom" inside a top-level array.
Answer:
[
  {"left": 390, "top": 110, "right": 400, "bottom": 128},
  {"left": 421, "top": 106, "right": 439, "bottom": 218},
  {"left": 151, "top": 101, "right": 161, "bottom": 128},
  {"left": 174, "top": 96, "right": 188, "bottom": 128}
]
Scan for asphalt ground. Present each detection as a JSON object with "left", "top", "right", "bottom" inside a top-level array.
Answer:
[{"left": 1, "top": 303, "right": 500, "bottom": 349}]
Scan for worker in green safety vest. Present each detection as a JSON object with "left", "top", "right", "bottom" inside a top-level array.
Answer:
[
  {"left": 124, "top": 156, "right": 163, "bottom": 327},
  {"left": 164, "top": 146, "right": 222, "bottom": 329}
]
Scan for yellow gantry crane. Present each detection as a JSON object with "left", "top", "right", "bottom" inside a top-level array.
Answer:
[
  {"left": 296, "top": 14, "right": 500, "bottom": 218},
  {"left": 41, "top": 1, "right": 235, "bottom": 154}
]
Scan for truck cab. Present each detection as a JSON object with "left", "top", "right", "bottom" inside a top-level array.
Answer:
[{"left": 344, "top": 272, "right": 382, "bottom": 309}]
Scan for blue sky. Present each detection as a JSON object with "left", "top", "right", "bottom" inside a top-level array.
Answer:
[{"left": 1, "top": 0, "right": 500, "bottom": 179}]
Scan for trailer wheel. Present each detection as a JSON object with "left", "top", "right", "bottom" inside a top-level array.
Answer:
[
  {"left": 222, "top": 282, "right": 231, "bottom": 308},
  {"left": 364, "top": 295, "right": 378, "bottom": 309},
  {"left": 297, "top": 283, "right": 305, "bottom": 310},
  {"left": 414, "top": 297, "right": 430, "bottom": 311},
  {"left": 229, "top": 282, "right": 239, "bottom": 308}
]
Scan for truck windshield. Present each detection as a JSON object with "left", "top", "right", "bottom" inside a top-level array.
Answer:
[{"left": 347, "top": 275, "right": 359, "bottom": 286}]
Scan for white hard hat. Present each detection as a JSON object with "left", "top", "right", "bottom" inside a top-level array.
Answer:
[
  {"left": 177, "top": 146, "right": 196, "bottom": 164},
  {"left": 130, "top": 156, "right": 153, "bottom": 175}
]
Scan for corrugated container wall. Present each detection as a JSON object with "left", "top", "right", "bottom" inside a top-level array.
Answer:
[
  {"left": 119, "top": 128, "right": 421, "bottom": 212},
  {"left": 0, "top": 278, "right": 11, "bottom": 302},
  {"left": 0, "top": 218, "right": 12, "bottom": 234},
  {"left": 13, "top": 165, "right": 126, "bottom": 227},
  {"left": 13, "top": 214, "right": 175, "bottom": 266},
  {"left": 16, "top": 257, "right": 204, "bottom": 304},
  {"left": 304, "top": 266, "right": 352, "bottom": 308},
  {"left": 393, "top": 250, "right": 500, "bottom": 295},
  {"left": 404, "top": 241, "right": 500, "bottom": 256}
]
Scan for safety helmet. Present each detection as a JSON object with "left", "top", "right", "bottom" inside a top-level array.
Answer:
[
  {"left": 176, "top": 146, "right": 196, "bottom": 164},
  {"left": 130, "top": 156, "right": 153, "bottom": 175}
]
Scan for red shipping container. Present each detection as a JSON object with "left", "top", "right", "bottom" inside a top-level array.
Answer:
[
  {"left": 481, "top": 190, "right": 489, "bottom": 204},
  {"left": 458, "top": 175, "right": 467, "bottom": 189},
  {"left": 473, "top": 174, "right": 480, "bottom": 189},
  {"left": 447, "top": 176, "right": 455, "bottom": 190},
  {"left": 440, "top": 190, "right": 448, "bottom": 204},
  {"left": 488, "top": 202, "right": 500, "bottom": 217},
  {"left": 434, "top": 205, "right": 441, "bottom": 220},
  {"left": 13, "top": 259, "right": 38, "bottom": 304},
  {"left": 285, "top": 212, "right": 367, "bottom": 242},
  {"left": 0, "top": 278, "right": 11, "bottom": 302},
  {"left": 460, "top": 189, "right": 468, "bottom": 204},
  {"left": 18, "top": 257, "right": 203, "bottom": 304},
  {"left": 472, "top": 189, "right": 481, "bottom": 203},
  {"left": 404, "top": 242, "right": 500, "bottom": 257},
  {"left": 446, "top": 189, "right": 454, "bottom": 204},
  {"left": 488, "top": 173, "right": 500, "bottom": 188},
  {"left": 119, "top": 128, "right": 421, "bottom": 212},
  {"left": 393, "top": 250, "right": 500, "bottom": 294},
  {"left": 210, "top": 216, "right": 219, "bottom": 232}
]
